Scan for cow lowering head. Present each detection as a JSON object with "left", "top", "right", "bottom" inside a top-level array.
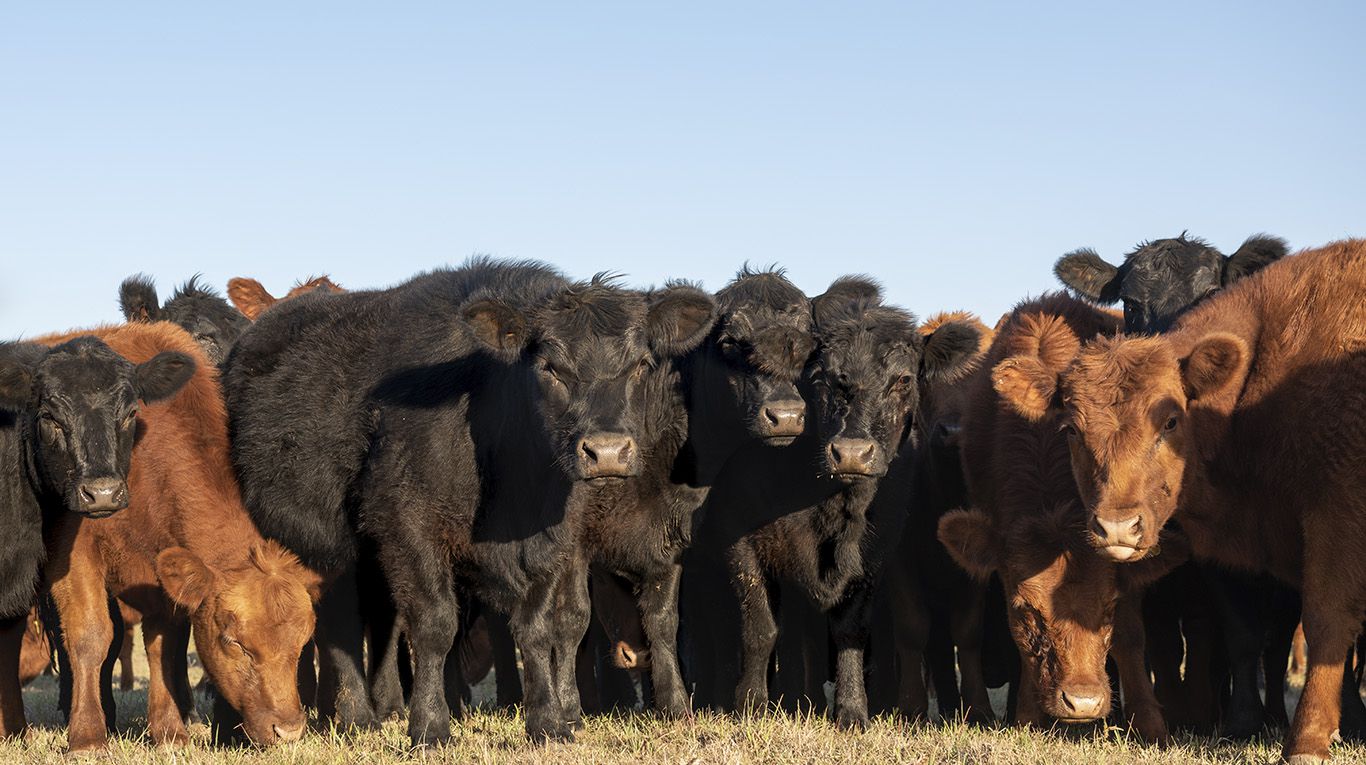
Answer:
[
  {"left": 806, "top": 278, "right": 980, "bottom": 480},
  {"left": 461, "top": 278, "right": 717, "bottom": 482},
  {"left": 939, "top": 504, "right": 1186, "bottom": 726},
  {"left": 227, "top": 275, "right": 345, "bottom": 321},
  {"left": 697, "top": 268, "right": 816, "bottom": 446},
  {"left": 156, "top": 541, "right": 322, "bottom": 745},
  {"left": 0, "top": 337, "right": 196, "bottom": 517},
  {"left": 1058, "top": 332, "right": 1249, "bottom": 562},
  {"left": 1054, "top": 233, "right": 1287, "bottom": 333},
  {"left": 120, "top": 275, "right": 251, "bottom": 364}
]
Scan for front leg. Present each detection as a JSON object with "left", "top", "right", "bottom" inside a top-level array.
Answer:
[
  {"left": 551, "top": 555, "right": 590, "bottom": 732},
  {"left": 510, "top": 576, "right": 575, "bottom": 743},
  {"left": 639, "top": 564, "right": 690, "bottom": 718},
  {"left": 829, "top": 584, "right": 872, "bottom": 730},
  {"left": 48, "top": 560, "right": 115, "bottom": 752},
  {"left": 0, "top": 615, "right": 27, "bottom": 738},
  {"left": 1112, "top": 595, "right": 1167, "bottom": 745},
  {"left": 141, "top": 614, "right": 191, "bottom": 746},
  {"left": 728, "top": 542, "right": 777, "bottom": 716}
]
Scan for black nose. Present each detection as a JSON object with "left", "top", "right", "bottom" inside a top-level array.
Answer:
[
  {"left": 827, "top": 438, "right": 881, "bottom": 476},
  {"left": 759, "top": 400, "right": 805, "bottom": 438},
  {"left": 578, "top": 433, "right": 637, "bottom": 478},
  {"left": 77, "top": 477, "right": 129, "bottom": 516}
]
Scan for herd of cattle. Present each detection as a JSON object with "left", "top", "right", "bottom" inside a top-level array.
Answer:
[{"left": 0, "top": 234, "right": 1362, "bottom": 763}]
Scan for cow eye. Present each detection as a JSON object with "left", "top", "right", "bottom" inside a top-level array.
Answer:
[
  {"left": 632, "top": 357, "right": 651, "bottom": 379},
  {"left": 894, "top": 373, "right": 914, "bottom": 388},
  {"left": 120, "top": 411, "right": 138, "bottom": 430},
  {"left": 1163, "top": 415, "right": 1178, "bottom": 433}
]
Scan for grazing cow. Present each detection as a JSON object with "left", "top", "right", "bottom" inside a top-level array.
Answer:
[
  {"left": 574, "top": 267, "right": 813, "bottom": 719},
  {"left": 23, "top": 323, "right": 319, "bottom": 751},
  {"left": 694, "top": 278, "right": 979, "bottom": 728},
  {"left": 1056, "top": 231, "right": 1305, "bottom": 737},
  {"left": 873, "top": 311, "right": 996, "bottom": 722},
  {"left": 227, "top": 275, "right": 345, "bottom": 321},
  {"left": 1053, "top": 239, "right": 1366, "bottom": 763},
  {"left": 0, "top": 331, "right": 196, "bottom": 739},
  {"left": 223, "top": 260, "right": 716, "bottom": 745},
  {"left": 937, "top": 294, "right": 1187, "bottom": 743},
  {"left": 118, "top": 275, "right": 250, "bottom": 364}
]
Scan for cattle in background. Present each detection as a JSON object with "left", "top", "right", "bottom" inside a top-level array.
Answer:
[
  {"left": 118, "top": 275, "right": 250, "bottom": 364},
  {"left": 1055, "top": 239, "right": 1366, "bottom": 763},
  {"left": 938, "top": 293, "right": 1187, "bottom": 743},
  {"left": 227, "top": 275, "right": 345, "bottom": 320},
  {"left": 692, "top": 278, "right": 979, "bottom": 728},
  {"left": 872, "top": 310, "right": 997, "bottom": 722},
  {"left": 22, "top": 322, "right": 318, "bottom": 752},
  {"left": 1056, "top": 231, "right": 1315, "bottom": 737},
  {"left": 223, "top": 260, "right": 716, "bottom": 745}
]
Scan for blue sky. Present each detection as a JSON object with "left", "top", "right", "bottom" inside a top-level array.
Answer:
[{"left": 2, "top": 2, "right": 1363, "bottom": 338}]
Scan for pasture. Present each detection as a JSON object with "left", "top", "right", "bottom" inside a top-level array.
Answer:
[{"left": 3, "top": 634, "right": 1362, "bottom": 764}]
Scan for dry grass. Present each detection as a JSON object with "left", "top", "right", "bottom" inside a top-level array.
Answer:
[{"left": 4, "top": 632, "right": 1364, "bottom": 764}]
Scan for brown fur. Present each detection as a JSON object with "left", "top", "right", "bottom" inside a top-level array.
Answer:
[
  {"left": 938, "top": 293, "right": 1185, "bottom": 742},
  {"left": 1058, "top": 239, "right": 1366, "bottom": 762},
  {"left": 226, "top": 275, "right": 344, "bottom": 321},
  {"left": 32, "top": 321, "right": 321, "bottom": 751}
]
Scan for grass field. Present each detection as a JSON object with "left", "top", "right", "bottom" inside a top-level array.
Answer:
[{"left": 4, "top": 631, "right": 1364, "bottom": 764}]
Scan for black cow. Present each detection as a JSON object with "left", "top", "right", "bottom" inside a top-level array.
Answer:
[
  {"left": 1053, "top": 232, "right": 1327, "bottom": 738},
  {"left": 688, "top": 278, "right": 979, "bottom": 728},
  {"left": 573, "top": 267, "right": 811, "bottom": 718},
  {"left": 119, "top": 275, "right": 250, "bottom": 364},
  {"left": 222, "top": 259, "right": 715, "bottom": 745},
  {"left": 0, "top": 337, "right": 195, "bottom": 737}
]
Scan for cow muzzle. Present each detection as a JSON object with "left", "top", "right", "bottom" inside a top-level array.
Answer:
[
  {"left": 826, "top": 438, "right": 883, "bottom": 478},
  {"left": 578, "top": 433, "right": 638, "bottom": 480},
  {"left": 757, "top": 399, "right": 805, "bottom": 442},
  {"left": 75, "top": 477, "right": 129, "bottom": 517},
  {"left": 1088, "top": 512, "right": 1146, "bottom": 561},
  {"left": 1053, "top": 684, "right": 1109, "bottom": 722}
]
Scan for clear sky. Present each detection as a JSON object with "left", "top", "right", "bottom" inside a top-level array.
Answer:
[{"left": 2, "top": 2, "right": 1363, "bottom": 338}]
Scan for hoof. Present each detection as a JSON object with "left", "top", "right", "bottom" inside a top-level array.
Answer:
[
  {"left": 527, "top": 719, "right": 575, "bottom": 744},
  {"left": 1284, "top": 755, "right": 1328, "bottom": 765},
  {"left": 835, "top": 707, "right": 869, "bottom": 731},
  {"left": 407, "top": 716, "right": 452, "bottom": 748}
]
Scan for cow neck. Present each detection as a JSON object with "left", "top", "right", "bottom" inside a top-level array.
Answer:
[{"left": 679, "top": 348, "right": 761, "bottom": 487}]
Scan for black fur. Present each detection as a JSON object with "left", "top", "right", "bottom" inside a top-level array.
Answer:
[{"left": 118, "top": 275, "right": 249, "bottom": 364}]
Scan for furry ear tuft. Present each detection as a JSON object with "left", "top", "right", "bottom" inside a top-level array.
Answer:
[
  {"left": 119, "top": 275, "right": 162, "bottom": 322},
  {"left": 156, "top": 547, "right": 216, "bottom": 611},
  {"left": 993, "top": 356, "right": 1059, "bottom": 421},
  {"left": 938, "top": 509, "right": 998, "bottom": 581},
  {"left": 1224, "top": 234, "right": 1288, "bottom": 285},
  {"left": 226, "top": 277, "right": 277, "bottom": 321},
  {"left": 460, "top": 298, "right": 530, "bottom": 361},
  {"left": 1054, "top": 249, "right": 1121, "bottom": 304},
  {"left": 0, "top": 358, "right": 35, "bottom": 412},
  {"left": 1181, "top": 333, "right": 1248, "bottom": 402},
  {"left": 646, "top": 286, "right": 717, "bottom": 356},
  {"left": 921, "top": 320, "right": 982, "bottom": 384},
  {"left": 135, "top": 351, "right": 197, "bottom": 404}
]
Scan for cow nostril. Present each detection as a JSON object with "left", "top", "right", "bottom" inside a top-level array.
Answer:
[
  {"left": 859, "top": 443, "right": 876, "bottom": 464},
  {"left": 763, "top": 407, "right": 780, "bottom": 427},
  {"left": 580, "top": 441, "right": 599, "bottom": 464},
  {"left": 272, "top": 721, "right": 305, "bottom": 743}
]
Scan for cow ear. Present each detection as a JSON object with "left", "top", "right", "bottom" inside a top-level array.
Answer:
[
  {"left": 119, "top": 275, "right": 162, "bottom": 323},
  {"left": 135, "top": 351, "right": 197, "bottom": 404},
  {"left": 938, "top": 509, "right": 999, "bottom": 581},
  {"left": 647, "top": 286, "right": 718, "bottom": 357},
  {"left": 156, "top": 547, "right": 216, "bottom": 611},
  {"left": 226, "top": 277, "right": 276, "bottom": 321},
  {"left": 1118, "top": 528, "right": 1191, "bottom": 593},
  {"left": 1054, "top": 249, "right": 1122, "bottom": 304},
  {"left": 1180, "top": 333, "right": 1248, "bottom": 402},
  {"left": 993, "top": 356, "right": 1058, "bottom": 422},
  {"left": 921, "top": 320, "right": 982, "bottom": 385},
  {"left": 1224, "top": 234, "right": 1288, "bottom": 285},
  {"left": 812, "top": 276, "right": 881, "bottom": 328},
  {"left": 0, "top": 358, "right": 35, "bottom": 412},
  {"left": 460, "top": 298, "right": 530, "bottom": 361}
]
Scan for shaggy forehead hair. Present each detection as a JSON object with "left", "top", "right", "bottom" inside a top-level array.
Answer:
[
  {"left": 36, "top": 337, "right": 133, "bottom": 393},
  {"left": 1063, "top": 335, "right": 1179, "bottom": 446},
  {"left": 534, "top": 275, "right": 647, "bottom": 352},
  {"left": 816, "top": 304, "right": 918, "bottom": 356},
  {"left": 715, "top": 266, "right": 810, "bottom": 321}
]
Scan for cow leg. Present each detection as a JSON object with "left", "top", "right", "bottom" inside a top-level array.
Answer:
[
  {"left": 314, "top": 568, "right": 377, "bottom": 730},
  {"left": 487, "top": 610, "right": 523, "bottom": 707},
  {"left": 385, "top": 553, "right": 458, "bottom": 747},
  {"left": 117, "top": 624, "right": 135, "bottom": 691},
  {"left": 297, "top": 641, "right": 318, "bottom": 710},
  {"left": 551, "top": 558, "right": 591, "bottom": 732},
  {"left": 1012, "top": 657, "right": 1046, "bottom": 730},
  {"left": 1339, "top": 651, "right": 1366, "bottom": 741},
  {"left": 141, "top": 615, "right": 190, "bottom": 746},
  {"left": 1113, "top": 596, "right": 1167, "bottom": 744},
  {"left": 367, "top": 599, "right": 407, "bottom": 720},
  {"left": 1263, "top": 589, "right": 1301, "bottom": 729},
  {"left": 510, "top": 576, "right": 575, "bottom": 743},
  {"left": 888, "top": 573, "right": 929, "bottom": 721},
  {"left": 951, "top": 589, "right": 993, "bottom": 724},
  {"left": 1209, "top": 570, "right": 1266, "bottom": 738},
  {"left": 49, "top": 564, "right": 114, "bottom": 752},
  {"left": 926, "top": 624, "right": 958, "bottom": 719},
  {"left": 1285, "top": 579, "right": 1363, "bottom": 761},
  {"left": 729, "top": 544, "right": 777, "bottom": 716},
  {"left": 640, "top": 565, "right": 689, "bottom": 718},
  {"left": 829, "top": 586, "right": 871, "bottom": 730},
  {"left": 442, "top": 629, "right": 468, "bottom": 722},
  {"left": 0, "top": 615, "right": 26, "bottom": 738},
  {"left": 167, "top": 620, "right": 197, "bottom": 724}
]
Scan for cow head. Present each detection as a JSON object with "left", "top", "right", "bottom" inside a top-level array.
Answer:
[
  {"left": 156, "top": 541, "right": 322, "bottom": 745},
  {"left": 0, "top": 337, "right": 196, "bottom": 517},
  {"left": 1059, "top": 333, "right": 1249, "bottom": 562},
  {"left": 939, "top": 505, "right": 1187, "bottom": 726},
  {"left": 227, "top": 275, "right": 345, "bottom": 321},
  {"left": 807, "top": 278, "right": 980, "bottom": 480},
  {"left": 120, "top": 275, "right": 251, "bottom": 364},
  {"left": 461, "top": 278, "right": 717, "bottom": 482},
  {"left": 1054, "top": 233, "right": 1287, "bottom": 333}
]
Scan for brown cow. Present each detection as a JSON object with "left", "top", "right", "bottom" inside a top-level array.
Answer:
[
  {"left": 937, "top": 294, "right": 1187, "bottom": 743},
  {"left": 1052, "top": 239, "right": 1366, "bottom": 763},
  {"left": 34, "top": 321, "right": 321, "bottom": 752},
  {"left": 226, "top": 275, "right": 344, "bottom": 321}
]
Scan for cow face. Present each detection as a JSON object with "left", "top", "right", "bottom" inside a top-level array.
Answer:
[
  {"left": 1054, "top": 234, "right": 1287, "bottom": 333},
  {"left": 462, "top": 280, "right": 716, "bottom": 482},
  {"left": 807, "top": 279, "right": 980, "bottom": 480},
  {"left": 939, "top": 507, "right": 1186, "bottom": 726},
  {"left": 0, "top": 338, "right": 196, "bottom": 517},
  {"left": 121, "top": 275, "right": 251, "bottom": 364},
  {"left": 156, "top": 542, "right": 321, "bottom": 745},
  {"left": 1059, "top": 333, "right": 1249, "bottom": 562}
]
